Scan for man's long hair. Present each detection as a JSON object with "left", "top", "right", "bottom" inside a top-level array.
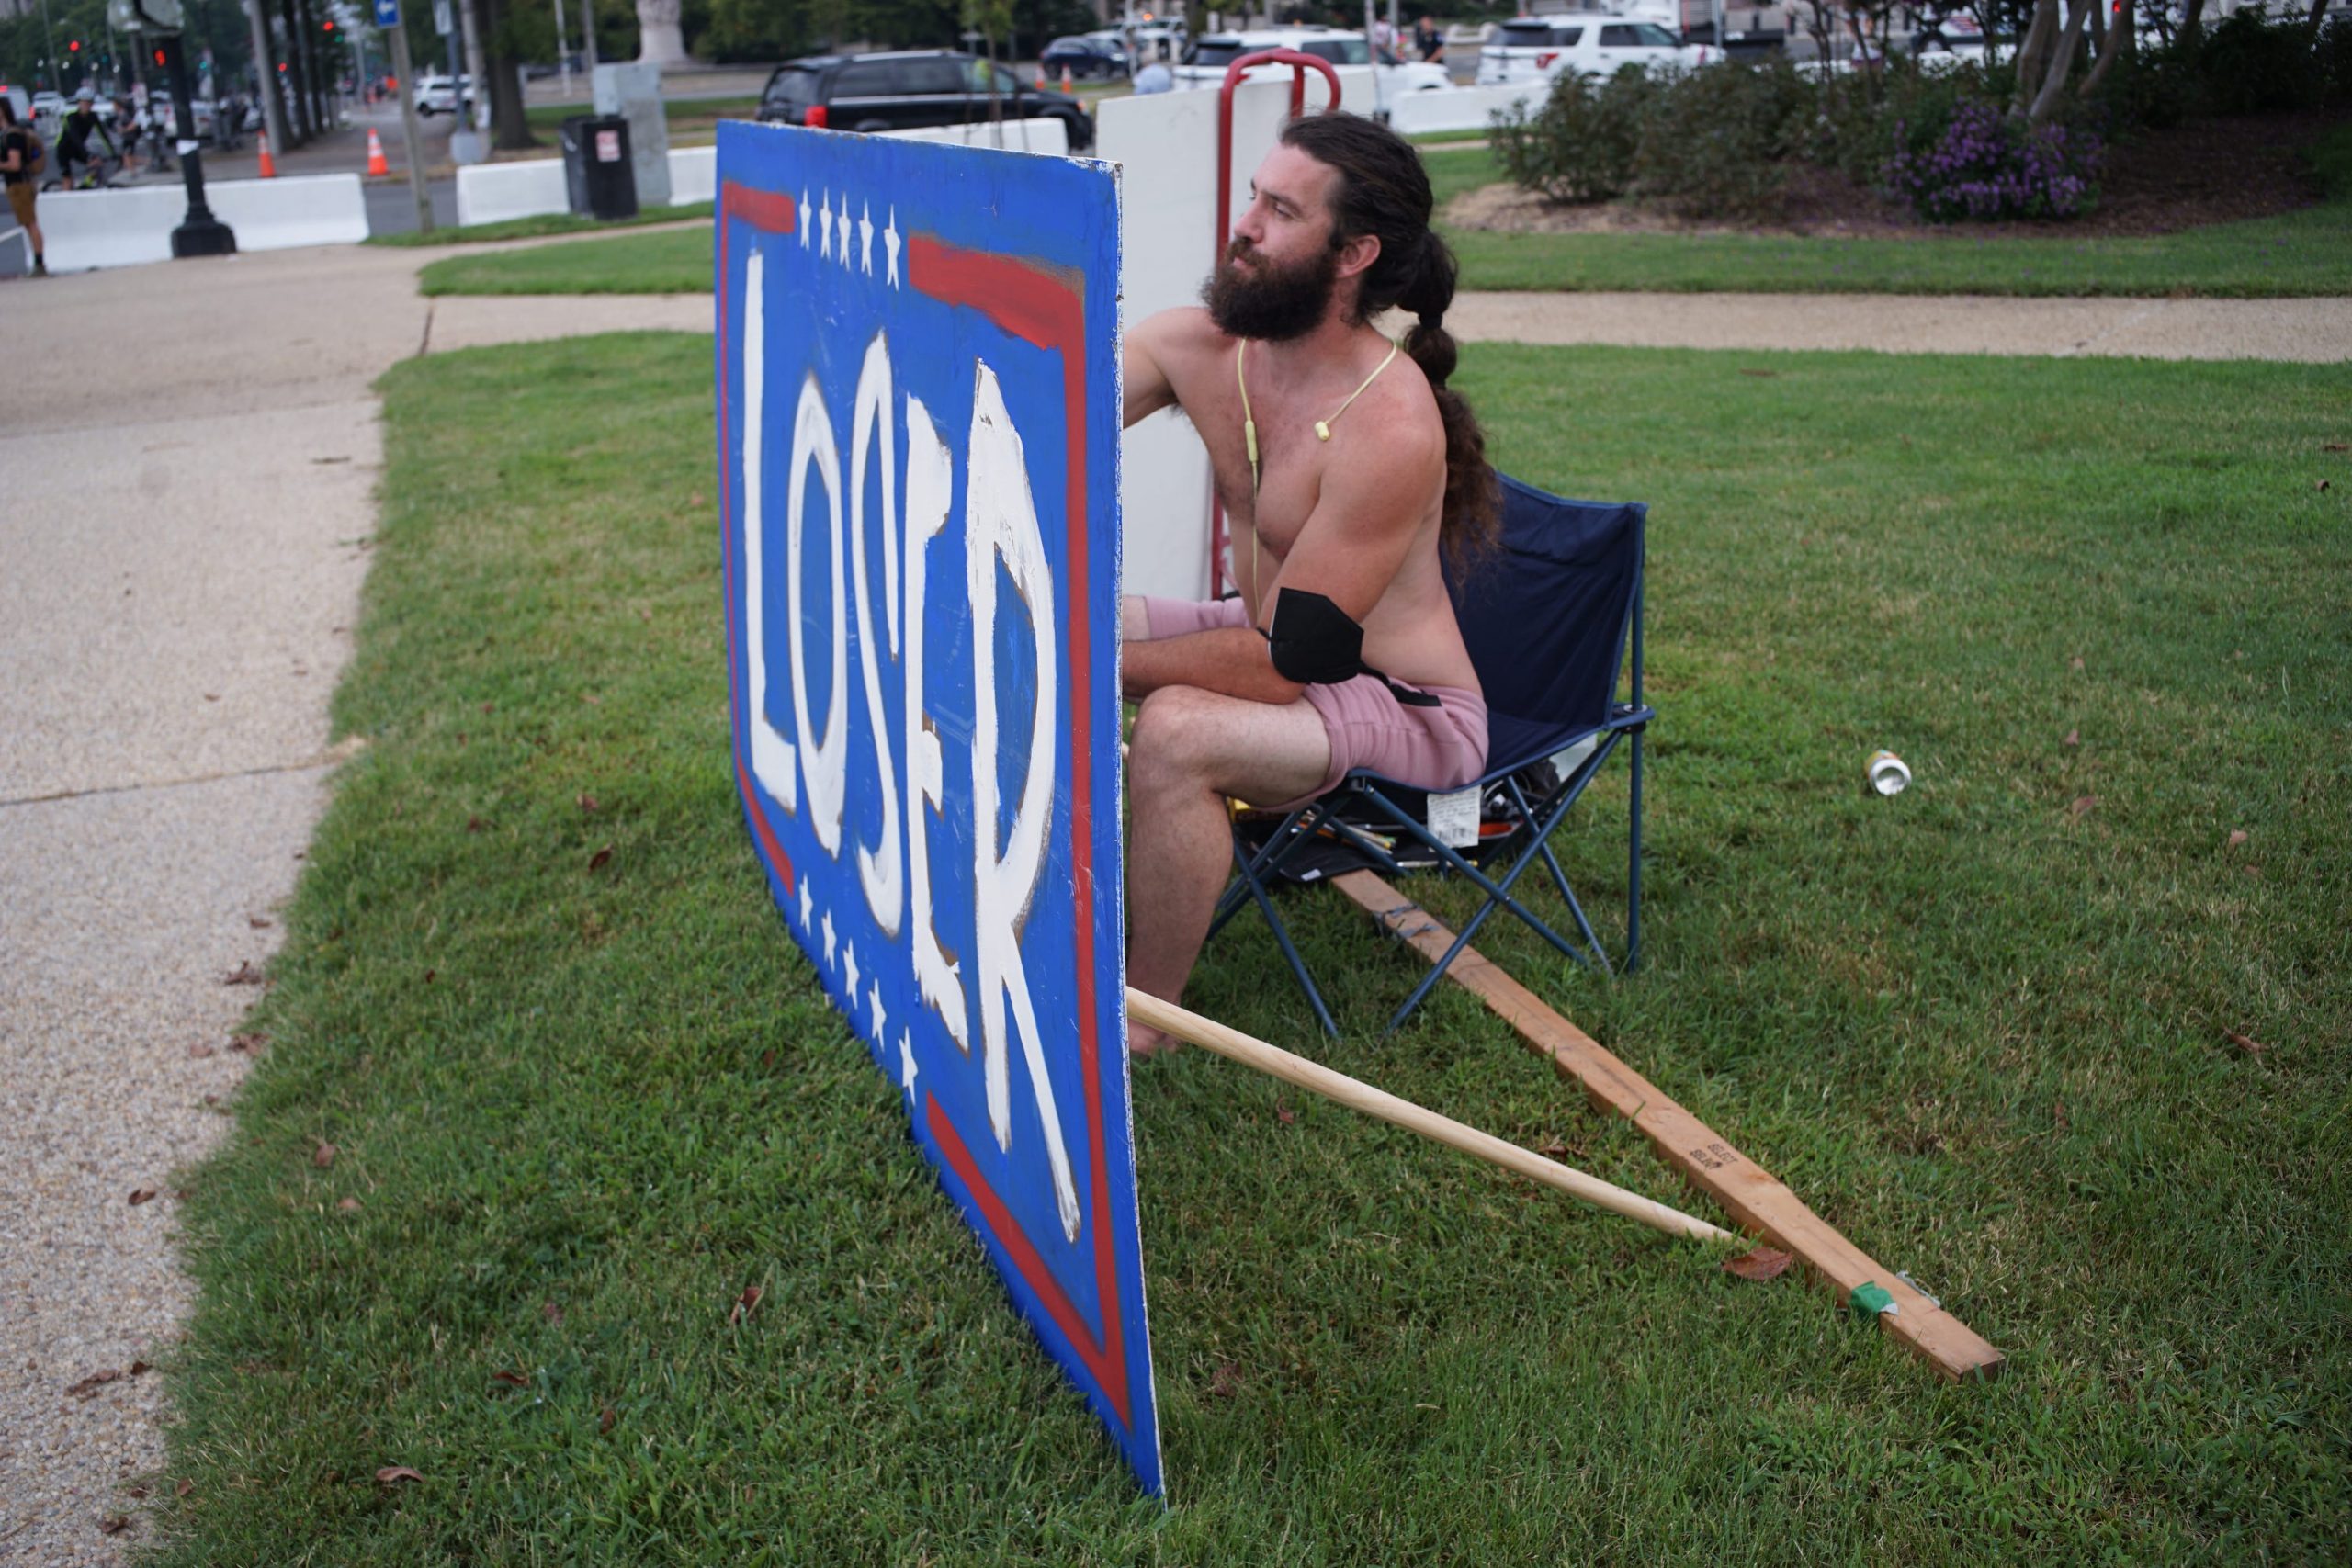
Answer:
[{"left": 1280, "top": 111, "right": 1499, "bottom": 565}]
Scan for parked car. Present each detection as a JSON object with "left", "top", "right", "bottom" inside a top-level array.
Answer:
[
  {"left": 1475, "top": 13, "right": 1706, "bottom": 85},
  {"left": 1042, "top": 34, "right": 1129, "bottom": 79},
  {"left": 414, "top": 73, "right": 473, "bottom": 115},
  {"left": 1173, "top": 27, "right": 1453, "bottom": 118},
  {"left": 755, "top": 51, "right": 1095, "bottom": 152}
]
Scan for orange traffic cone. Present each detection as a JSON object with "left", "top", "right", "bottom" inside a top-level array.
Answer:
[
  {"left": 366, "top": 127, "right": 390, "bottom": 176},
  {"left": 1060, "top": 64, "right": 1074, "bottom": 92},
  {"left": 256, "top": 130, "right": 277, "bottom": 178},
  {"left": 1035, "top": 66, "right": 1048, "bottom": 89}
]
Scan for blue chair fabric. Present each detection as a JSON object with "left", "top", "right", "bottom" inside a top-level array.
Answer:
[{"left": 1209, "top": 473, "right": 1652, "bottom": 1034}]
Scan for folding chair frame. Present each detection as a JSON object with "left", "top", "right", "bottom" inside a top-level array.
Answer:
[{"left": 1210, "top": 544, "right": 1650, "bottom": 1037}]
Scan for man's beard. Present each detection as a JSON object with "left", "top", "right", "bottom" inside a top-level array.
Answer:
[{"left": 1201, "top": 238, "right": 1340, "bottom": 343}]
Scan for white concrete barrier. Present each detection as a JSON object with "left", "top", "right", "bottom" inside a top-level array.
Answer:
[
  {"left": 1388, "top": 78, "right": 1551, "bottom": 136},
  {"left": 880, "top": 118, "right": 1071, "bottom": 155},
  {"left": 454, "top": 157, "right": 571, "bottom": 227},
  {"left": 1097, "top": 68, "right": 1376, "bottom": 600},
  {"left": 41, "top": 174, "right": 369, "bottom": 273},
  {"left": 668, "top": 144, "right": 717, "bottom": 205}
]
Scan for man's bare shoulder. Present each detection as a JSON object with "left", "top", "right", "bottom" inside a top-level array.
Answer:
[{"left": 1131, "top": 306, "right": 1233, "bottom": 371}]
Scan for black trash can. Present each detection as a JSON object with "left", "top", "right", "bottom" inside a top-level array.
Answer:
[{"left": 561, "top": 114, "right": 639, "bottom": 221}]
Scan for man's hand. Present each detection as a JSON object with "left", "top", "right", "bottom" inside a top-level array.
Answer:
[{"left": 1122, "top": 626, "right": 1304, "bottom": 706}]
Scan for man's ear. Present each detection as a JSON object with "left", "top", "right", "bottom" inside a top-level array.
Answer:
[{"left": 1335, "top": 231, "right": 1381, "bottom": 283}]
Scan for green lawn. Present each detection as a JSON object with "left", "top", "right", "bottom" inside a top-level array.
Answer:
[
  {"left": 521, "top": 93, "right": 763, "bottom": 145},
  {"left": 368, "top": 203, "right": 715, "bottom": 249},
  {"left": 415, "top": 128, "right": 2352, "bottom": 299},
  {"left": 152, "top": 331, "right": 2350, "bottom": 1562}
]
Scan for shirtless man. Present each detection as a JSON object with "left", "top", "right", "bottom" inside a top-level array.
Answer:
[{"left": 1120, "top": 111, "right": 1499, "bottom": 1053}]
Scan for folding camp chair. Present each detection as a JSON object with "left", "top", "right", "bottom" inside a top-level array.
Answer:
[{"left": 1208, "top": 474, "right": 1652, "bottom": 1035}]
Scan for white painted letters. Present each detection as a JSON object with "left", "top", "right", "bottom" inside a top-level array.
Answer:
[
  {"left": 787, "top": 371, "right": 849, "bottom": 855},
  {"left": 740, "top": 248, "right": 798, "bottom": 813},
  {"left": 850, "top": 333, "right": 905, "bottom": 934}
]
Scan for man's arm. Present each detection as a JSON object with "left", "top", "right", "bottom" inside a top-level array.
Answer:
[
  {"left": 1121, "top": 411, "right": 1442, "bottom": 705},
  {"left": 1123, "top": 307, "right": 1197, "bottom": 429}
]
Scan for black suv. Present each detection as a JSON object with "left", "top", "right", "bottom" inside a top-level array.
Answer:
[{"left": 755, "top": 51, "right": 1094, "bottom": 152}]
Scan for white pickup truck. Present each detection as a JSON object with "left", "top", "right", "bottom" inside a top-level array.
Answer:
[{"left": 1475, "top": 13, "right": 1709, "bottom": 85}]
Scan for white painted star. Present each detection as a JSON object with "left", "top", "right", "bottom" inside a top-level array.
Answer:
[
  {"left": 842, "top": 940, "right": 860, "bottom": 1000},
  {"left": 858, "top": 201, "right": 875, "bottom": 276},
  {"left": 818, "top": 190, "right": 832, "bottom": 260},
  {"left": 797, "top": 878, "right": 812, "bottom": 931},
  {"left": 883, "top": 207, "right": 901, "bottom": 288},
  {"left": 868, "top": 980, "right": 888, "bottom": 1044},
  {"left": 899, "top": 1030, "right": 919, "bottom": 1102},
  {"left": 837, "top": 194, "right": 853, "bottom": 271},
  {"left": 798, "top": 188, "right": 810, "bottom": 249},
  {"left": 820, "top": 908, "right": 836, "bottom": 966}
]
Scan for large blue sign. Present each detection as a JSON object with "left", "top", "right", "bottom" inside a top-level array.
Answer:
[{"left": 714, "top": 122, "right": 1157, "bottom": 1493}]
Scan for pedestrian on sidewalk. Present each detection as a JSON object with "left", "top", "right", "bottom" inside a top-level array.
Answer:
[{"left": 0, "top": 97, "right": 47, "bottom": 276}]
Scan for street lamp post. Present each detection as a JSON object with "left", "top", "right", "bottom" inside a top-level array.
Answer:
[{"left": 115, "top": 0, "right": 236, "bottom": 255}]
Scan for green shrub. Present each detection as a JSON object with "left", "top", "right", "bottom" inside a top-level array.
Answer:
[
  {"left": 1630, "top": 59, "right": 1811, "bottom": 219},
  {"left": 2316, "top": 15, "right": 2352, "bottom": 107},
  {"left": 2194, "top": 9, "right": 2329, "bottom": 113},
  {"left": 1490, "top": 66, "right": 1659, "bottom": 203}
]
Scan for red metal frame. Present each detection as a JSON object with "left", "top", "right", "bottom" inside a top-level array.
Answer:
[{"left": 1206, "top": 48, "right": 1343, "bottom": 598}]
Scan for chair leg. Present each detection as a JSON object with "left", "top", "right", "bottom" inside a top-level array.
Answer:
[
  {"left": 1232, "top": 836, "right": 1340, "bottom": 1037},
  {"left": 1627, "top": 727, "right": 1645, "bottom": 973}
]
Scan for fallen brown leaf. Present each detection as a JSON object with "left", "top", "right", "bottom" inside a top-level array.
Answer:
[
  {"left": 581, "top": 693, "right": 602, "bottom": 706},
  {"left": 467, "top": 817, "right": 488, "bottom": 833},
  {"left": 587, "top": 845, "right": 613, "bottom": 873},
  {"left": 2069, "top": 795, "right": 2098, "bottom": 818},
  {"left": 577, "top": 793, "right": 600, "bottom": 813},
  {"left": 128, "top": 1188, "right": 158, "bottom": 1206},
  {"left": 99, "top": 1515, "right": 131, "bottom": 1536},
  {"left": 175, "top": 1478, "right": 194, "bottom": 1498},
  {"left": 247, "top": 916, "right": 272, "bottom": 930},
  {"left": 1206, "top": 1360, "right": 1243, "bottom": 1398},
  {"left": 2053, "top": 1098, "right": 2069, "bottom": 1135},
  {"left": 689, "top": 491, "right": 706, "bottom": 506},
  {"left": 1722, "top": 1246, "right": 1794, "bottom": 1282},
  {"left": 312, "top": 1140, "right": 338, "bottom": 1169},
  {"left": 130, "top": 1360, "right": 150, "bottom": 1377},
  {"left": 2324, "top": 442, "right": 2347, "bottom": 452},
  {"left": 67, "top": 1368, "right": 127, "bottom": 1398},
  {"left": 599, "top": 1404, "right": 616, "bottom": 1433},
  {"left": 492, "top": 1370, "right": 529, "bottom": 1387},
  {"left": 542, "top": 1301, "right": 564, "bottom": 1325},
  {"left": 127, "top": 1484, "right": 149, "bottom": 1500},
  {"left": 2321, "top": 479, "right": 2333, "bottom": 492},
  {"left": 188, "top": 1042, "right": 217, "bottom": 1059},
  {"left": 337, "top": 1197, "right": 363, "bottom": 1213},
  {"left": 230, "top": 1032, "right": 269, "bottom": 1055},
  {"left": 2224, "top": 1030, "right": 2267, "bottom": 1057},
  {"left": 375, "top": 1466, "right": 424, "bottom": 1485},
  {"left": 728, "top": 1284, "right": 763, "bottom": 1326},
  {"left": 1275, "top": 1104, "right": 1296, "bottom": 1126},
  {"left": 2226, "top": 829, "right": 2248, "bottom": 849},
  {"left": 2069, "top": 655, "right": 2086, "bottom": 671},
  {"left": 221, "top": 961, "right": 265, "bottom": 986},
  {"left": 1537, "top": 1140, "right": 1573, "bottom": 1161},
  {"left": 422, "top": 969, "right": 436, "bottom": 984},
  {"left": 2063, "top": 729, "right": 2079, "bottom": 747}
]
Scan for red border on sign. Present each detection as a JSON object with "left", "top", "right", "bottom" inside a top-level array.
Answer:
[{"left": 719, "top": 181, "right": 1132, "bottom": 1428}]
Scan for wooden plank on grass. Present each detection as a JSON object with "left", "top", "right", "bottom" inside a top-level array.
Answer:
[{"left": 1330, "top": 870, "right": 2007, "bottom": 1383}]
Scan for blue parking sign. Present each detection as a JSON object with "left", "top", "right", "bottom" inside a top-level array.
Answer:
[
  {"left": 372, "top": 0, "right": 399, "bottom": 28},
  {"left": 713, "top": 123, "right": 1159, "bottom": 1495}
]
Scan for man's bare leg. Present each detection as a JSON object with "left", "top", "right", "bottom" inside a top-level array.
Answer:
[{"left": 1124, "top": 683, "right": 1330, "bottom": 1055}]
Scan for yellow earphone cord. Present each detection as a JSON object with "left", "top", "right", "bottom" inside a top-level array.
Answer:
[{"left": 1234, "top": 335, "right": 1401, "bottom": 618}]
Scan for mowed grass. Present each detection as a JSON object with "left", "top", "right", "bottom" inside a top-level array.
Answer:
[
  {"left": 368, "top": 202, "right": 716, "bottom": 249},
  {"left": 522, "top": 93, "right": 763, "bottom": 146},
  {"left": 152, "top": 331, "right": 2351, "bottom": 1562},
  {"left": 415, "top": 126, "right": 2352, "bottom": 298}
]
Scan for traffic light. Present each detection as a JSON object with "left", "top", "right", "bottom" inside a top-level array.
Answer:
[
  {"left": 153, "top": 46, "right": 165, "bottom": 65},
  {"left": 322, "top": 17, "right": 334, "bottom": 29},
  {"left": 68, "top": 39, "right": 80, "bottom": 51}
]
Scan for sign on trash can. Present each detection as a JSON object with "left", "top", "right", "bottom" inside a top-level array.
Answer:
[{"left": 712, "top": 123, "right": 1159, "bottom": 1493}]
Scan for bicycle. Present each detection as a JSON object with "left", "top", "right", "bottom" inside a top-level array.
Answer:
[{"left": 40, "top": 150, "right": 130, "bottom": 194}]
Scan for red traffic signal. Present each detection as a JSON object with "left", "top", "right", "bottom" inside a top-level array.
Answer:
[
  {"left": 153, "top": 46, "right": 165, "bottom": 64},
  {"left": 322, "top": 17, "right": 334, "bottom": 28},
  {"left": 68, "top": 39, "right": 80, "bottom": 51}
]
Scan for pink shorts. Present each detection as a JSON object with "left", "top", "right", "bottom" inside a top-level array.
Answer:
[{"left": 1141, "top": 596, "right": 1488, "bottom": 811}]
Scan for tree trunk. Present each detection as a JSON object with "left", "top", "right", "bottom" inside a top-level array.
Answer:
[
  {"left": 2178, "top": 0, "right": 2206, "bottom": 46},
  {"left": 2310, "top": 0, "right": 2331, "bottom": 36},
  {"left": 2029, "top": 0, "right": 2093, "bottom": 120},
  {"left": 278, "top": 0, "right": 313, "bottom": 140},
  {"left": 2084, "top": 0, "right": 2132, "bottom": 95},
  {"left": 2086, "top": 0, "right": 2104, "bottom": 58},
  {"left": 481, "top": 0, "right": 537, "bottom": 149},
  {"left": 2012, "top": 0, "right": 2059, "bottom": 113}
]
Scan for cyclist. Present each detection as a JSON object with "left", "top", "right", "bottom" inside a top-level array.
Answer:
[
  {"left": 0, "top": 96, "right": 47, "bottom": 276},
  {"left": 51, "top": 87, "right": 122, "bottom": 190}
]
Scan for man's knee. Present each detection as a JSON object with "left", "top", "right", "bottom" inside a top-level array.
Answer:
[{"left": 1128, "top": 686, "right": 1227, "bottom": 793}]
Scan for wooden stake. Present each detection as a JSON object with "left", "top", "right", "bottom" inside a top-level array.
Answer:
[
  {"left": 1125, "top": 988, "right": 1736, "bottom": 1245},
  {"left": 1330, "top": 871, "right": 2007, "bottom": 1382}
]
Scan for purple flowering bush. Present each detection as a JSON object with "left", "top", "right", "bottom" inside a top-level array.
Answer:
[{"left": 1886, "top": 99, "right": 2104, "bottom": 222}]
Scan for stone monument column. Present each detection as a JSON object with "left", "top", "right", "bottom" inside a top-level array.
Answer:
[{"left": 635, "top": 0, "right": 690, "bottom": 66}]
